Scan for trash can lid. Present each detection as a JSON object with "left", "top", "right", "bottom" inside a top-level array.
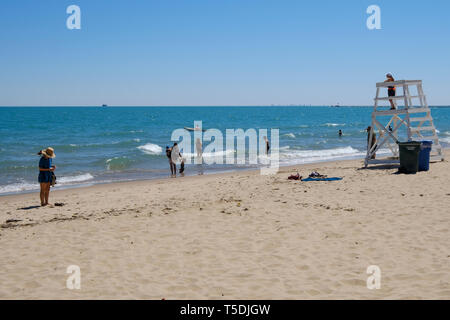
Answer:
[{"left": 398, "top": 141, "right": 422, "bottom": 146}]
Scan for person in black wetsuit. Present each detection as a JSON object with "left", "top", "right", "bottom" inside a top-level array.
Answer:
[{"left": 166, "top": 146, "right": 176, "bottom": 176}]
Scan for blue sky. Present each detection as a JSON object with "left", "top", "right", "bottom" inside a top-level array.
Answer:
[{"left": 0, "top": 0, "right": 449, "bottom": 106}]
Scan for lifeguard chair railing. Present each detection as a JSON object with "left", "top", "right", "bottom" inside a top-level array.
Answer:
[{"left": 365, "top": 80, "right": 443, "bottom": 167}]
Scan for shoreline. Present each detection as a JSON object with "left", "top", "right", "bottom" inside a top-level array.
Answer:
[
  {"left": 3, "top": 146, "right": 448, "bottom": 197},
  {"left": 0, "top": 153, "right": 395, "bottom": 199},
  {"left": 1, "top": 151, "right": 449, "bottom": 299},
  {"left": 0, "top": 154, "right": 368, "bottom": 197}
]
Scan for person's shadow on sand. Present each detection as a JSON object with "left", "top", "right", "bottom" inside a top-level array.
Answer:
[
  {"left": 17, "top": 205, "right": 41, "bottom": 210},
  {"left": 358, "top": 164, "right": 399, "bottom": 171}
]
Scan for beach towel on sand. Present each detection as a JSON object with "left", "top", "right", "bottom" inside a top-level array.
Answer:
[{"left": 302, "top": 177, "right": 343, "bottom": 182}]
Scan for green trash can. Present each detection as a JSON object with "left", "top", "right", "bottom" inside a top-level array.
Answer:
[{"left": 398, "top": 141, "right": 421, "bottom": 174}]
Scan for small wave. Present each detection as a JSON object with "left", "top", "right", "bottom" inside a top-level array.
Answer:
[
  {"left": 322, "top": 123, "right": 345, "bottom": 127},
  {"left": 2, "top": 164, "right": 36, "bottom": 171},
  {"left": 279, "top": 146, "right": 364, "bottom": 164},
  {"left": 277, "top": 146, "right": 393, "bottom": 165},
  {"left": 58, "top": 139, "right": 140, "bottom": 151},
  {"left": 439, "top": 137, "right": 450, "bottom": 143},
  {"left": 283, "top": 133, "right": 296, "bottom": 138},
  {"left": 137, "top": 143, "right": 163, "bottom": 155},
  {"left": 58, "top": 173, "right": 94, "bottom": 184},
  {"left": 183, "top": 149, "right": 235, "bottom": 158},
  {"left": 0, "top": 174, "right": 95, "bottom": 194},
  {"left": 106, "top": 157, "right": 133, "bottom": 170},
  {"left": 0, "top": 182, "right": 38, "bottom": 194}
]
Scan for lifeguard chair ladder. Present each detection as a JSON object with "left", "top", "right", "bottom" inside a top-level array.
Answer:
[{"left": 364, "top": 80, "right": 444, "bottom": 167}]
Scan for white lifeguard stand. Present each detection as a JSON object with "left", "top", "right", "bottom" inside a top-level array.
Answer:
[{"left": 364, "top": 80, "right": 444, "bottom": 167}]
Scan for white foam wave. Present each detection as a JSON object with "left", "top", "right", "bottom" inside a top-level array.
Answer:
[
  {"left": 137, "top": 143, "right": 163, "bottom": 155},
  {"left": 259, "top": 146, "right": 382, "bottom": 165},
  {"left": 0, "top": 182, "right": 39, "bottom": 194},
  {"left": 280, "top": 146, "right": 362, "bottom": 160},
  {"left": 183, "top": 149, "right": 235, "bottom": 158},
  {"left": 322, "top": 123, "right": 345, "bottom": 127},
  {"left": 58, "top": 173, "right": 94, "bottom": 184},
  {"left": 267, "top": 146, "right": 369, "bottom": 166},
  {"left": 439, "top": 137, "right": 450, "bottom": 143},
  {"left": 0, "top": 173, "right": 94, "bottom": 194},
  {"left": 283, "top": 133, "right": 296, "bottom": 138}
]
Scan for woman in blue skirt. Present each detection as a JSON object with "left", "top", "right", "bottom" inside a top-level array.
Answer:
[{"left": 38, "top": 147, "right": 56, "bottom": 206}]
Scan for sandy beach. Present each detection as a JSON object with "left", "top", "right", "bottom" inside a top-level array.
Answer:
[{"left": 0, "top": 152, "right": 449, "bottom": 300}]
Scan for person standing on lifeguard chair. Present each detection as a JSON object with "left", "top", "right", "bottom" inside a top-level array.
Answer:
[{"left": 384, "top": 73, "right": 396, "bottom": 110}]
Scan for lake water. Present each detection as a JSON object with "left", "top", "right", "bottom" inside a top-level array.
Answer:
[{"left": 1, "top": 106, "right": 449, "bottom": 194}]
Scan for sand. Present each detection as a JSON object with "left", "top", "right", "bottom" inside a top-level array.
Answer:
[{"left": 0, "top": 152, "right": 449, "bottom": 299}]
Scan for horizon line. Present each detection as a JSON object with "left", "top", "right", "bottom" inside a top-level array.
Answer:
[{"left": 1, "top": 105, "right": 450, "bottom": 108}]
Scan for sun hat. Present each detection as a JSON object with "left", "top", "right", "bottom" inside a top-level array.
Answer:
[{"left": 41, "top": 147, "right": 55, "bottom": 158}]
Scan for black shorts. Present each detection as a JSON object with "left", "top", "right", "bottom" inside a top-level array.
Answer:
[{"left": 388, "top": 88, "right": 396, "bottom": 97}]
